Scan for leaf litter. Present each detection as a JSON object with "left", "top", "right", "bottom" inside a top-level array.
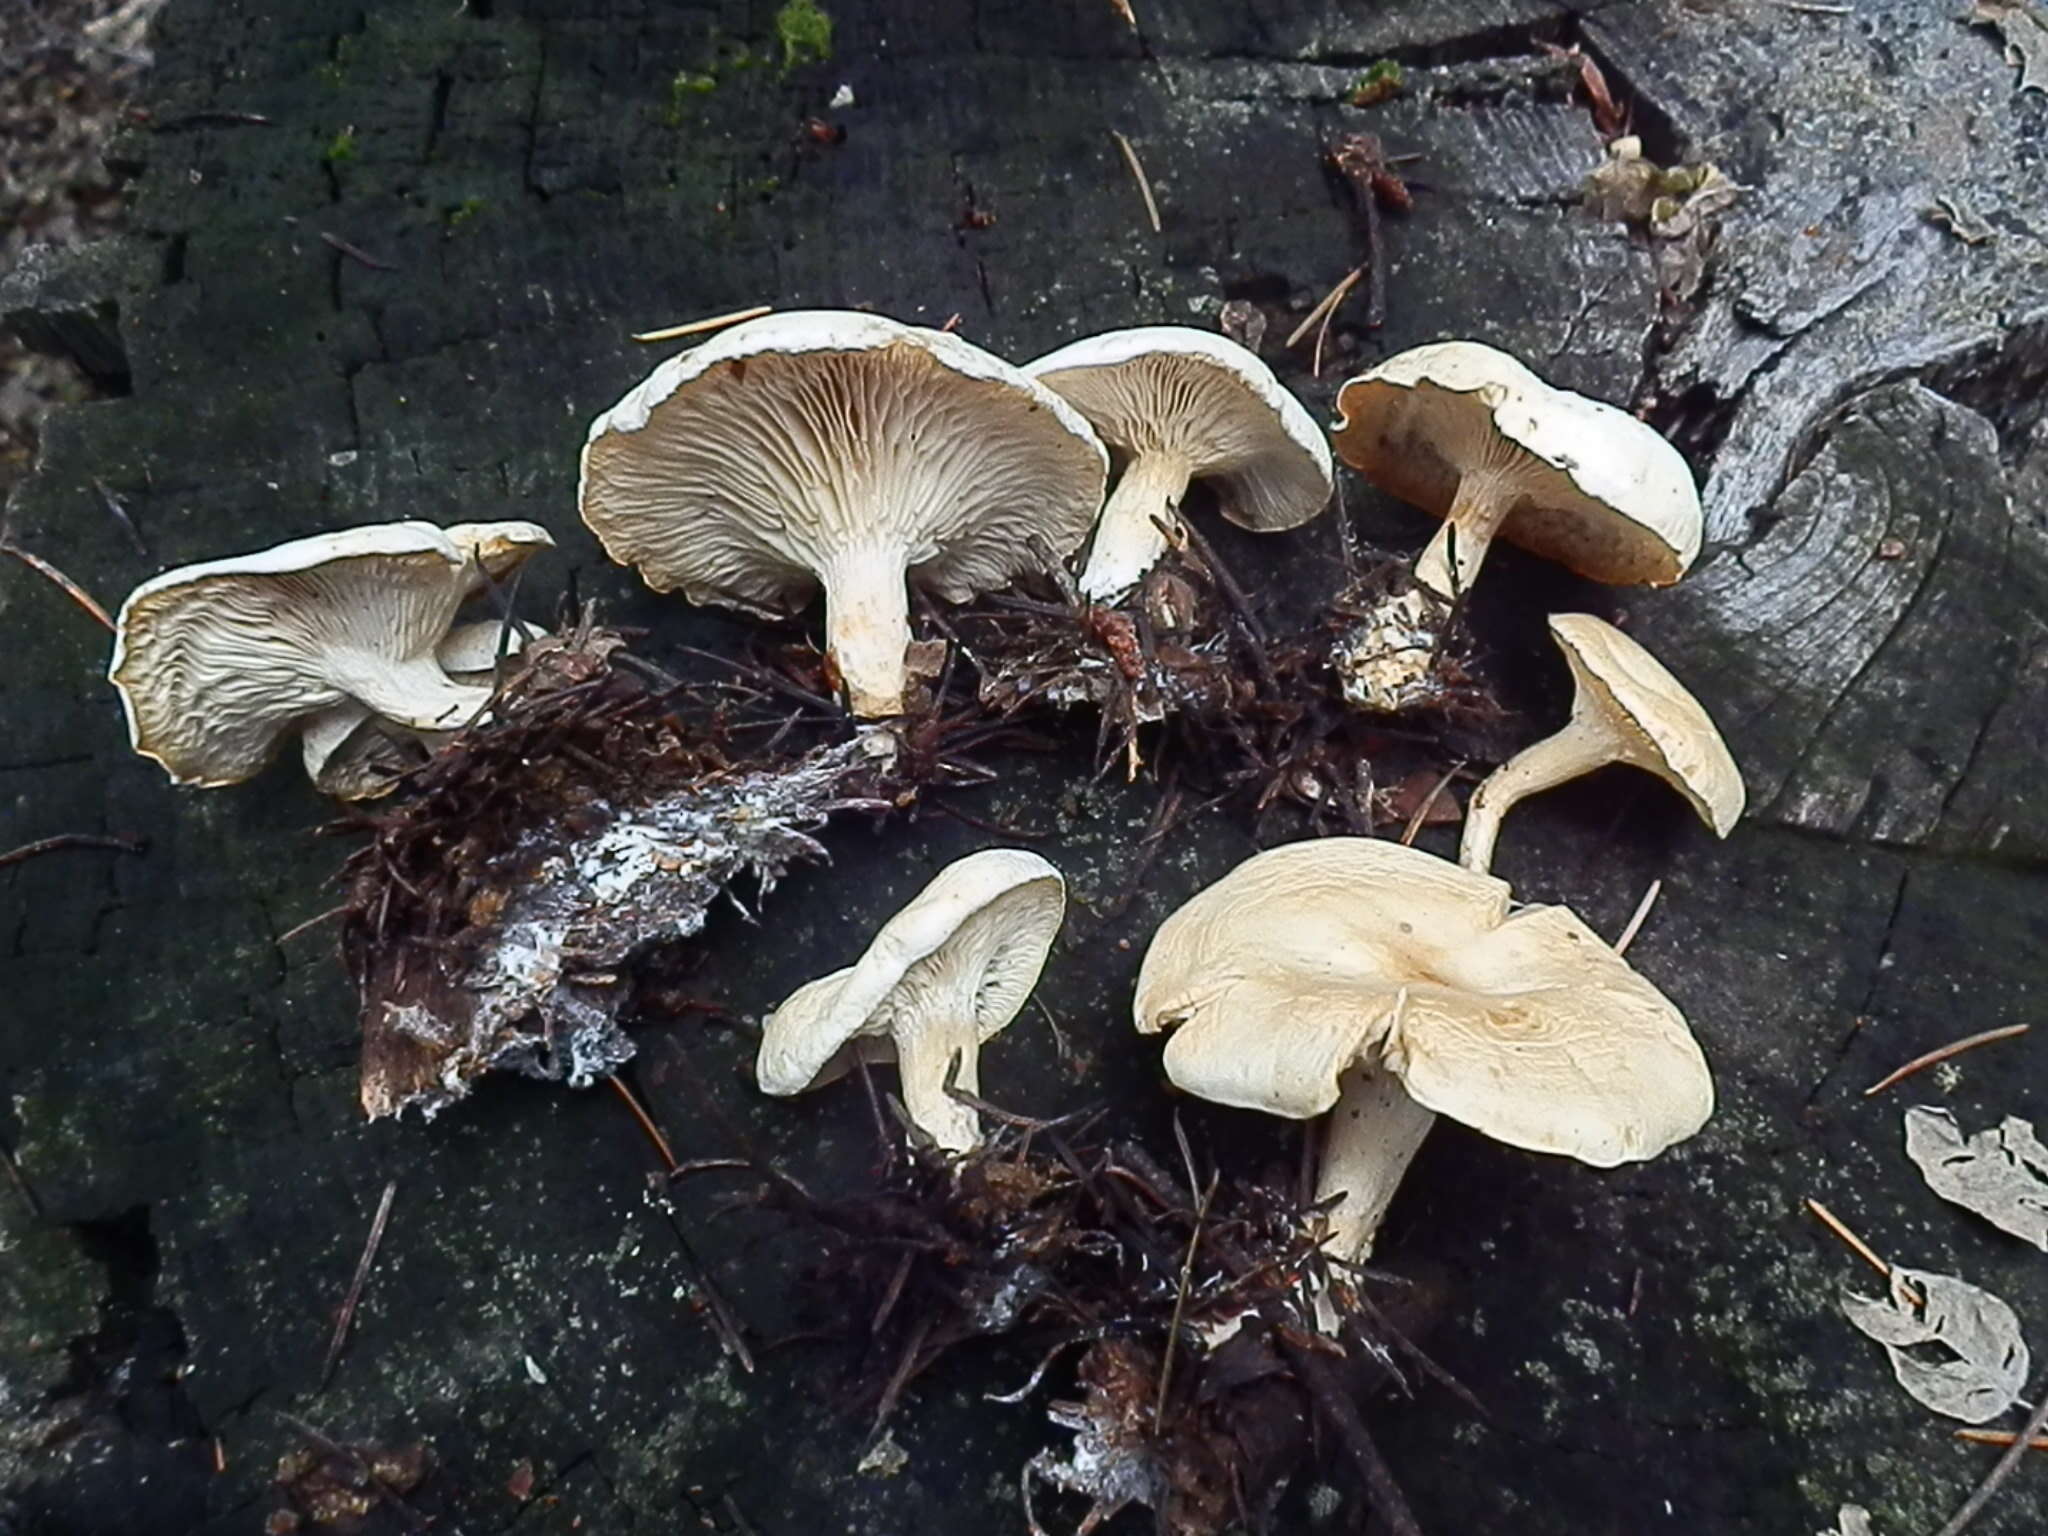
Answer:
[
  {"left": 1905, "top": 1107, "right": 2048, "bottom": 1251},
  {"left": 1840, "top": 1268, "right": 2029, "bottom": 1424}
]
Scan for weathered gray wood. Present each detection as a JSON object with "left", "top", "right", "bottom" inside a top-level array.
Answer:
[{"left": 4, "top": 1, "right": 2047, "bottom": 1532}]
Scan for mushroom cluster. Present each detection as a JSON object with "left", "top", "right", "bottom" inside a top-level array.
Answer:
[{"left": 98, "top": 309, "right": 1747, "bottom": 1412}]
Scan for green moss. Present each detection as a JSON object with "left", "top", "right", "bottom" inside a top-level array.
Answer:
[
  {"left": 1347, "top": 58, "right": 1403, "bottom": 107},
  {"left": 775, "top": 0, "right": 833, "bottom": 73},
  {"left": 665, "top": 69, "right": 720, "bottom": 124},
  {"left": 322, "top": 127, "right": 359, "bottom": 164},
  {"left": 445, "top": 195, "right": 488, "bottom": 229}
]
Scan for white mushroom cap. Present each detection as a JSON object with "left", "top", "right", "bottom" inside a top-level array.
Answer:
[
  {"left": 444, "top": 520, "right": 555, "bottom": 583},
  {"left": 1026, "top": 326, "right": 1332, "bottom": 600},
  {"left": 109, "top": 522, "right": 497, "bottom": 788},
  {"left": 1459, "top": 612, "right": 1745, "bottom": 873},
  {"left": 1331, "top": 340, "right": 1701, "bottom": 596},
  {"left": 756, "top": 847, "right": 1066, "bottom": 1153},
  {"left": 302, "top": 620, "right": 529, "bottom": 800},
  {"left": 579, "top": 310, "right": 1108, "bottom": 718},
  {"left": 1134, "top": 837, "right": 1711, "bottom": 1262}
]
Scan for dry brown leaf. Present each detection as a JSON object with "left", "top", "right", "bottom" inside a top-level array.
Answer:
[
  {"left": 1841, "top": 1267, "right": 2029, "bottom": 1424},
  {"left": 1905, "top": 1106, "right": 2048, "bottom": 1250}
]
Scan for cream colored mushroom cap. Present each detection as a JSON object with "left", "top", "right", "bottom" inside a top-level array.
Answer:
[
  {"left": 1331, "top": 340, "right": 1701, "bottom": 586},
  {"left": 1549, "top": 612, "right": 1745, "bottom": 836},
  {"left": 1026, "top": 325, "right": 1333, "bottom": 532},
  {"left": 756, "top": 847, "right": 1067, "bottom": 1096},
  {"left": 302, "top": 620, "right": 528, "bottom": 799},
  {"left": 1133, "top": 838, "right": 1712, "bottom": 1167},
  {"left": 578, "top": 310, "right": 1108, "bottom": 617},
  {"left": 444, "top": 520, "right": 555, "bottom": 582},
  {"left": 109, "top": 522, "right": 481, "bottom": 788}
]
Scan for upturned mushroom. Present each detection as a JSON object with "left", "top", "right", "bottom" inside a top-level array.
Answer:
[
  {"left": 301, "top": 619, "right": 528, "bottom": 799},
  {"left": 1327, "top": 340, "right": 1702, "bottom": 711},
  {"left": 109, "top": 522, "right": 517, "bottom": 788},
  {"left": 756, "top": 848, "right": 1066, "bottom": 1153},
  {"left": 1134, "top": 838, "right": 1712, "bottom": 1284},
  {"left": 1459, "top": 612, "right": 1744, "bottom": 873},
  {"left": 580, "top": 310, "right": 1107, "bottom": 719},
  {"left": 1024, "top": 326, "right": 1333, "bottom": 601}
]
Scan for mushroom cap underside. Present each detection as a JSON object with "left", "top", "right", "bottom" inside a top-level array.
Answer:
[
  {"left": 1133, "top": 837, "right": 1711, "bottom": 1165},
  {"left": 579, "top": 310, "right": 1108, "bottom": 618},
  {"left": 109, "top": 522, "right": 481, "bottom": 787},
  {"left": 1027, "top": 326, "right": 1332, "bottom": 532},
  {"left": 1331, "top": 341, "right": 1701, "bottom": 586}
]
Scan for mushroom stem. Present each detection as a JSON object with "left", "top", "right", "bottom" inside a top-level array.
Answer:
[
  {"left": 1411, "top": 470, "right": 1516, "bottom": 600},
  {"left": 892, "top": 1011, "right": 986, "bottom": 1154},
  {"left": 1314, "top": 1058, "right": 1440, "bottom": 1272},
  {"left": 1459, "top": 710, "right": 1630, "bottom": 873},
  {"left": 821, "top": 544, "right": 913, "bottom": 718},
  {"left": 331, "top": 655, "right": 494, "bottom": 733},
  {"left": 1078, "top": 451, "right": 1194, "bottom": 602}
]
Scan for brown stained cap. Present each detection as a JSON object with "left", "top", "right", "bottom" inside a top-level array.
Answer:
[{"left": 1331, "top": 340, "right": 1702, "bottom": 588}]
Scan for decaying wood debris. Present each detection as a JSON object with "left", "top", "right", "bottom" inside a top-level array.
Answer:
[
  {"left": 337, "top": 623, "right": 902, "bottom": 1119},
  {"left": 700, "top": 1105, "right": 1455, "bottom": 1535},
  {"left": 954, "top": 542, "right": 1503, "bottom": 830}
]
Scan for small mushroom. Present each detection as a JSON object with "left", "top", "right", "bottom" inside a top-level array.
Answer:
[
  {"left": 1327, "top": 341, "right": 1701, "bottom": 711},
  {"left": 109, "top": 522, "right": 507, "bottom": 788},
  {"left": 1459, "top": 612, "right": 1743, "bottom": 873},
  {"left": 1332, "top": 341, "right": 1700, "bottom": 599},
  {"left": 1024, "top": 326, "right": 1332, "bottom": 602},
  {"left": 580, "top": 310, "right": 1107, "bottom": 719},
  {"left": 756, "top": 848, "right": 1066, "bottom": 1153},
  {"left": 301, "top": 619, "right": 529, "bottom": 800},
  {"left": 1134, "top": 838, "right": 1711, "bottom": 1282}
]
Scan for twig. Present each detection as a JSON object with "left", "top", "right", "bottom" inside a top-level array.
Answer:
[
  {"left": 607, "top": 1074, "right": 679, "bottom": 1173},
  {"left": 1273, "top": 1331, "right": 1426, "bottom": 1536},
  {"left": 1762, "top": 0, "right": 1851, "bottom": 12},
  {"left": 274, "top": 1411, "right": 429, "bottom": 1530},
  {"left": 1155, "top": 1164, "right": 1219, "bottom": 1427},
  {"left": 1864, "top": 1024, "right": 2029, "bottom": 1098},
  {"left": 1805, "top": 1198, "right": 1922, "bottom": 1305},
  {"left": 277, "top": 904, "right": 349, "bottom": 944},
  {"left": 1399, "top": 767, "right": 1459, "bottom": 847},
  {"left": 1284, "top": 267, "right": 1361, "bottom": 350},
  {"left": 1, "top": 1139, "right": 42, "bottom": 1217},
  {"left": 320, "top": 1180, "right": 397, "bottom": 1389},
  {"left": 631, "top": 304, "right": 773, "bottom": 343},
  {"left": 318, "top": 231, "right": 395, "bottom": 271},
  {"left": 92, "top": 479, "right": 148, "bottom": 557},
  {"left": 0, "top": 542, "right": 115, "bottom": 630},
  {"left": 1935, "top": 1386, "right": 2048, "bottom": 1536},
  {"left": 1111, "top": 130, "right": 1161, "bottom": 233},
  {"left": 1955, "top": 1429, "right": 2048, "bottom": 1451},
  {"left": 986, "top": 1336, "right": 1090, "bottom": 1404},
  {"left": 1613, "top": 877, "right": 1663, "bottom": 956},
  {"left": 1175, "top": 519, "right": 1278, "bottom": 695},
  {"left": 0, "top": 833, "right": 145, "bottom": 871},
  {"left": 1310, "top": 267, "right": 1363, "bottom": 378}
]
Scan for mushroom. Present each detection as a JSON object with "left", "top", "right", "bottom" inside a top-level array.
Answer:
[
  {"left": 1459, "top": 612, "right": 1744, "bottom": 873},
  {"left": 109, "top": 522, "right": 509, "bottom": 788},
  {"left": 1025, "top": 326, "right": 1333, "bottom": 602},
  {"left": 1134, "top": 837, "right": 1712, "bottom": 1283},
  {"left": 301, "top": 619, "right": 530, "bottom": 800},
  {"left": 1326, "top": 341, "right": 1701, "bottom": 711},
  {"left": 580, "top": 310, "right": 1107, "bottom": 719},
  {"left": 295, "top": 519, "right": 554, "bottom": 800},
  {"left": 756, "top": 848, "right": 1066, "bottom": 1153}
]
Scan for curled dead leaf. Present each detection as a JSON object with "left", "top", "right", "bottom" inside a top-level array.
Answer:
[
  {"left": 1841, "top": 1267, "right": 2028, "bottom": 1424},
  {"left": 1905, "top": 1106, "right": 2048, "bottom": 1250}
]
